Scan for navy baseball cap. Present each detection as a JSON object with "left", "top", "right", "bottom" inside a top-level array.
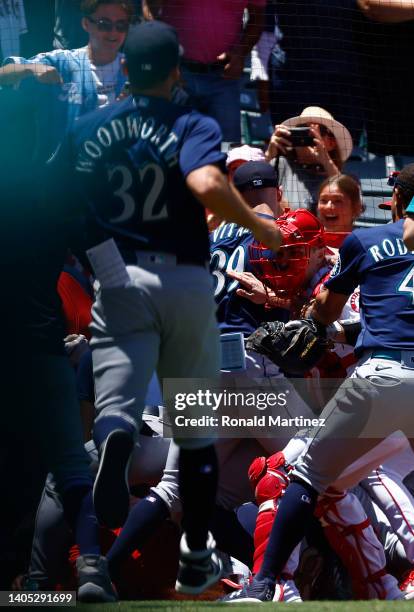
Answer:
[
  {"left": 124, "top": 21, "right": 181, "bottom": 87},
  {"left": 233, "top": 161, "right": 279, "bottom": 193}
]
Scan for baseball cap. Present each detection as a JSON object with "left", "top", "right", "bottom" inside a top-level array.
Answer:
[
  {"left": 378, "top": 200, "right": 392, "bottom": 210},
  {"left": 226, "top": 145, "right": 266, "bottom": 167},
  {"left": 123, "top": 21, "right": 181, "bottom": 88},
  {"left": 233, "top": 161, "right": 278, "bottom": 193},
  {"left": 380, "top": 164, "right": 414, "bottom": 210}
]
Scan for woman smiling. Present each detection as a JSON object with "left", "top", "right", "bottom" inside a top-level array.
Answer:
[{"left": 317, "top": 174, "right": 363, "bottom": 233}]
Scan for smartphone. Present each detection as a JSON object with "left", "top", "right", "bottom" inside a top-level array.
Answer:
[{"left": 288, "top": 127, "right": 314, "bottom": 147}]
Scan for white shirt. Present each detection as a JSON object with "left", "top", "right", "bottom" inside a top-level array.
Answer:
[{"left": 89, "top": 54, "right": 122, "bottom": 107}]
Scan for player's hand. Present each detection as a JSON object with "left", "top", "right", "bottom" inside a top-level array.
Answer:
[
  {"left": 216, "top": 51, "right": 245, "bottom": 80},
  {"left": 252, "top": 217, "right": 283, "bottom": 253},
  {"left": 226, "top": 270, "right": 267, "bottom": 304},
  {"left": 265, "top": 125, "right": 293, "bottom": 160},
  {"left": 29, "top": 64, "right": 63, "bottom": 85},
  {"left": 64, "top": 334, "right": 89, "bottom": 366}
]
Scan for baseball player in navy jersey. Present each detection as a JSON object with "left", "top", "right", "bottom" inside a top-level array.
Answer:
[
  {"left": 211, "top": 164, "right": 318, "bottom": 433},
  {"left": 225, "top": 163, "right": 414, "bottom": 602},
  {"left": 211, "top": 161, "right": 285, "bottom": 338},
  {"left": 48, "top": 20, "right": 282, "bottom": 596}
]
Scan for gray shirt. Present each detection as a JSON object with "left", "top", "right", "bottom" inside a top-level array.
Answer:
[{"left": 276, "top": 156, "right": 325, "bottom": 211}]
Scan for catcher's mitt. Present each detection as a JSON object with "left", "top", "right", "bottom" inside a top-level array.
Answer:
[{"left": 246, "top": 319, "right": 329, "bottom": 376}]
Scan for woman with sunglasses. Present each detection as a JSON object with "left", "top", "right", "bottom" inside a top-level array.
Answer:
[
  {"left": 265, "top": 106, "right": 353, "bottom": 212},
  {"left": 0, "top": 0, "right": 133, "bottom": 164}
]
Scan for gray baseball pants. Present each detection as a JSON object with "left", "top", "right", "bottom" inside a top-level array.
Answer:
[
  {"left": 90, "top": 263, "right": 220, "bottom": 450},
  {"left": 293, "top": 353, "right": 414, "bottom": 493}
]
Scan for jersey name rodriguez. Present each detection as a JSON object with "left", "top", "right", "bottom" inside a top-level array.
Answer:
[{"left": 368, "top": 237, "right": 414, "bottom": 262}]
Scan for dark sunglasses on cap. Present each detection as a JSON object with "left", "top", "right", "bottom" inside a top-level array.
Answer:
[
  {"left": 387, "top": 171, "right": 401, "bottom": 187},
  {"left": 87, "top": 16, "right": 129, "bottom": 33},
  {"left": 387, "top": 171, "right": 414, "bottom": 199}
]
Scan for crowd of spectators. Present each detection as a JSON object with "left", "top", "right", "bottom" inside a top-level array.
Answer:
[{"left": 2, "top": 1, "right": 414, "bottom": 161}]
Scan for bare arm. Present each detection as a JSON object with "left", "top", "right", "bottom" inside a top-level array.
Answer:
[
  {"left": 310, "top": 287, "right": 350, "bottom": 326},
  {"left": 0, "top": 63, "right": 62, "bottom": 86},
  {"left": 403, "top": 215, "right": 414, "bottom": 250},
  {"left": 235, "top": 3, "right": 265, "bottom": 58},
  {"left": 357, "top": 0, "right": 414, "bottom": 23},
  {"left": 217, "top": 3, "right": 265, "bottom": 79},
  {"left": 0, "top": 63, "right": 32, "bottom": 85},
  {"left": 186, "top": 164, "right": 282, "bottom": 252},
  {"left": 142, "top": 0, "right": 163, "bottom": 19}
]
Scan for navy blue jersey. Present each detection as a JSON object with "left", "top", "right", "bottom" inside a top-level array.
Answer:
[
  {"left": 325, "top": 220, "right": 414, "bottom": 354},
  {"left": 50, "top": 95, "right": 226, "bottom": 264},
  {"left": 210, "top": 214, "right": 289, "bottom": 336}
]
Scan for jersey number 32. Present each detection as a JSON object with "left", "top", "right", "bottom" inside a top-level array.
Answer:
[{"left": 108, "top": 163, "right": 167, "bottom": 224}]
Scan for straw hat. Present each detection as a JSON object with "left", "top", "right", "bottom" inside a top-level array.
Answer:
[{"left": 282, "top": 106, "right": 353, "bottom": 162}]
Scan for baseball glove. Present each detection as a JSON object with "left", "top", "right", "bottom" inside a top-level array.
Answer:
[{"left": 246, "top": 319, "right": 329, "bottom": 376}]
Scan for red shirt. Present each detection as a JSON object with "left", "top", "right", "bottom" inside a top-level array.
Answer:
[{"left": 163, "top": 0, "right": 266, "bottom": 64}]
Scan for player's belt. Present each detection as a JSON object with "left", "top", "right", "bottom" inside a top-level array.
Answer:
[
  {"left": 371, "top": 349, "right": 403, "bottom": 361},
  {"left": 181, "top": 59, "right": 224, "bottom": 74},
  {"left": 123, "top": 249, "right": 208, "bottom": 269},
  {"left": 371, "top": 349, "right": 414, "bottom": 369}
]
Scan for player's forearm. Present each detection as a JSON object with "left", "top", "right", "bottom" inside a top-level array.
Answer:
[
  {"left": 310, "top": 288, "right": 350, "bottom": 326},
  {"left": 188, "top": 165, "right": 267, "bottom": 229},
  {"left": 403, "top": 215, "right": 414, "bottom": 250},
  {"left": 0, "top": 63, "right": 32, "bottom": 85},
  {"left": 358, "top": 0, "right": 414, "bottom": 22}
]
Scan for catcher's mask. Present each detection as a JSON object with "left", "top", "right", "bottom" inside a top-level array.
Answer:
[{"left": 249, "top": 209, "right": 325, "bottom": 297}]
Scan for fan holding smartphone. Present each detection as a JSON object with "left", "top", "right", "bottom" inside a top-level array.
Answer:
[{"left": 265, "top": 107, "right": 353, "bottom": 211}]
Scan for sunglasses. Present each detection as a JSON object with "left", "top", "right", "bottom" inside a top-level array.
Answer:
[
  {"left": 87, "top": 16, "right": 129, "bottom": 33},
  {"left": 387, "top": 171, "right": 401, "bottom": 187}
]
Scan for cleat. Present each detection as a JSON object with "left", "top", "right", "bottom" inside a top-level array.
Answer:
[
  {"left": 221, "top": 555, "right": 252, "bottom": 591},
  {"left": 219, "top": 577, "right": 277, "bottom": 603},
  {"left": 76, "top": 554, "right": 118, "bottom": 603},
  {"left": 175, "top": 532, "right": 223, "bottom": 595},
  {"left": 93, "top": 429, "right": 134, "bottom": 528},
  {"left": 280, "top": 577, "right": 302, "bottom": 602}
]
